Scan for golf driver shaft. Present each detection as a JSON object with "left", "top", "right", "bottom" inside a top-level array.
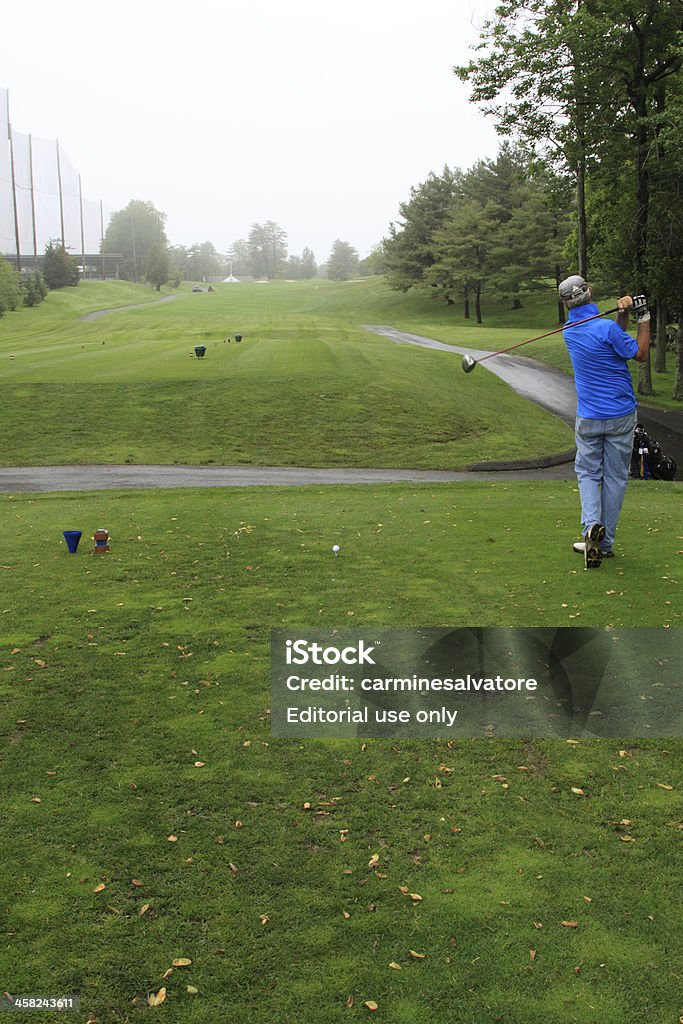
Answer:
[{"left": 468, "top": 305, "right": 621, "bottom": 368}]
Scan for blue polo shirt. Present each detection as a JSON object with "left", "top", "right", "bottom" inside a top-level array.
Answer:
[{"left": 562, "top": 303, "right": 638, "bottom": 419}]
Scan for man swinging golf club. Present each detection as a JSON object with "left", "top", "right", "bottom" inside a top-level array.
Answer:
[{"left": 558, "top": 275, "right": 651, "bottom": 568}]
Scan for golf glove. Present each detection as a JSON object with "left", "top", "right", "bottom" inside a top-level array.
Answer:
[{"left": 632, "top": 295, "right": 650, "bottom": 322}]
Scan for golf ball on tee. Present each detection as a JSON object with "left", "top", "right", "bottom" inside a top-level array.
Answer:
[{"left": 332, "top": 544, "right": 340, "bottom": 555}]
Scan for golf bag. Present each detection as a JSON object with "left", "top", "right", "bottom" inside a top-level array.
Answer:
[{"left": 630, "top": 423, "right": 677, "bottom": 480}]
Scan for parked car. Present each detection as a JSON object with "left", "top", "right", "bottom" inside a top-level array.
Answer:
[{"left": 192, "top": 285, "right": 203, "bottom": 292}]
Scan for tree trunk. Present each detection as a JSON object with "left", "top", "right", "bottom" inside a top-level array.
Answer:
[
  {"left": 637, "top": 352, "right": 654, "bottom": 396},
  {"left": 463, "top": 289, "right": 470, "bottom": 319},
  {"left": 475, "top": 283, "right": 482, "bottom": 325},
  {"left": 555, "top": 264, "right": 565, "bottom": 324},
  {"left": 576, "top": 154, "right": 588, "bottom": 279},
  {"left": 655, "top": 298, "right": 667, "bottom": 372},
  {"left": 673, "top": 321, "right": 683, "bottom": 400}
]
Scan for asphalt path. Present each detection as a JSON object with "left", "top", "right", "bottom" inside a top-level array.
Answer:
[
  {"left": 79, "top": 294, "right": 180, "bottom": 321},
  {"left": 1, "top": 324, "right": 679, "bottom": 493},
  {"left": 0, "top": 463, "right": 575, "bottom": 493}
]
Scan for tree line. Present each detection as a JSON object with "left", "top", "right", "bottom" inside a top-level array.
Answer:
[
  {"left": 384, "top": 0, "right": 683, "bottom": 399},
  {"left": 383, "top": 148, "right": 571, "bottom": 325},
  {"left": 0, "top": 240, "right": 82, "bottom": 316},
  {"left": 99, "top": 202, "right": 376, "bottom": 286}
]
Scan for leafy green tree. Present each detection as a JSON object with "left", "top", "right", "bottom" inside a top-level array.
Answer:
[
  {"left": 0, "top": 257, "right": 22, "bottom": 314},
  {"left": 423, "top": 150, "right": 572, "bottom": 319},
  {"left": 326, "top": 240, "right": 360, "bottom": 281},
  {"left": 383, "top": 166, "right": 461, "bottom": 292},
  {"left": 455, "top": 1, "right": 595, "bottom": 273},
  {"left": 102, "top": 200, "right": 168, "bottom": 283},
  {"left": 359, "top": 244, "right": 386, "bottom": 276},
  {"left": 285, "top": 255, "right": 303, "bottom": 278},
  {"left": 426, "top": 198, "right": 501, "bottom": 322},
  {"left": 455, "top": 0, "right": 683, "bottom": 395},
  {"left": 229, "top": 239, "right": 251, "bottom": 277},
  {"left": 43, "top": 241, "right": 80, "bottom": 289},
  {"left": 146, "top": 243, "right": 171, "bottom": 291},
  {"left": 300, "top": 247, "right": 317, "bottom": 280},
  {"left": 248, "top": 222, "right": 288, "bottom": 279},
  {"left": 22, "top": 270, "right": 48, "bottom": 307},
  {"left": 186, "top": 242, "right": 226, "bottom": 281}
]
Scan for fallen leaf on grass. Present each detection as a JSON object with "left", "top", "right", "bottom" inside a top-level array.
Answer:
[
  {"left": 186, "top": 986, "right": 198, "bottom": 995},
  {"left": 173, "top": 958, "right": 192, "bottom": 967},
  {"left": 167, "top": 835, "right": 178, "bottom": 843},
  {"left": 530, "top": 949, "right": 537, "bottom": 961},
  {"left": 409, "top": 893, "right": 423, "bottom": 902},
  {"left": 131, "top": 879, "right": 143, "bottom": 887},
  {"left": 388, "top": 962, "right": 401, "bottom": 970},
  {"left": 30, "top": 796, "right": 41, "bottom": 804},
  {"left": 138, "top": 904, "right": 150, "bottom": 917},
  {"left": 346, "top": 995, "right": 354, "bottom": 1008},
  {"left": 148, "top": 988, "right": 166, "bottom": 1007},
  {"left": 364, "top": 1001, "right": 378, "bottom": 1011},
  {"left": 409, "top": 950, "right": 426, "bottom": 959},
  {"left": 561, "top": 921, "right": 579, "bottom": 928},
  {"left": 656, "top": 783, "right": 674, "bottom": 790},
  {"left": 228, "top": 863, "right": 238, "bottom": 876},
  {"left": 620, "top": 835, "right": 636, "bottom": 843},
  {"left": 93, "top": 883, "right": 106, "bottom": 893},
  {"left": 368, "top": 854, "right": 380, "bottom": 868},
  {"left": 259, "top": 914, "right": 270, "bottom": 925},
  {"left": 570, "top": 787, "right": 585, "bottom": 796}
]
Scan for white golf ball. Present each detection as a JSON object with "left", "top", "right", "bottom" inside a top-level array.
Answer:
[{"left": 332, "top": 544, "right": 340, "bottom": 554}]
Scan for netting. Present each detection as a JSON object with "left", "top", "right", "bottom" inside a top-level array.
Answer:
[{"left": 0, "top": 87, "right": 113, "bottom": 261}]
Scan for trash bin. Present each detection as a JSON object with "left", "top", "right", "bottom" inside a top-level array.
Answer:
[
  {"left": 234, "top": 334, "right": 242, "bottom": 344},
  {"left": 194, "top": 345, "right": 207, "bottom": 358}
]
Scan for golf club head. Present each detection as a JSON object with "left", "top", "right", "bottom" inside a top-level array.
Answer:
[{"left": 462, "top": 354, "right": 477, "bottom": 374}]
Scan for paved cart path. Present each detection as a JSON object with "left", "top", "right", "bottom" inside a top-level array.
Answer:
[
  {"left": 0, "top": 463, "right": 576, "bottom": 493},
  {"left": 79, "top": 294, "right": 181, "bottom": 321}
]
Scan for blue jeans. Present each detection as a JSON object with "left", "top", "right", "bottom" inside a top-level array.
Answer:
[{"left": 574, "top": 411, "right": 636, "bottom": 550}]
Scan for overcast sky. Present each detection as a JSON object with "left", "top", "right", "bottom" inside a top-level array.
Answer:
[{"left": 1, "top": 0, "right": 501, "bottom": 262}]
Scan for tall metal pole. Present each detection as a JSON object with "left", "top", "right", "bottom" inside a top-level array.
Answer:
[
  {"left": 28, "top": 134, "right": 38, "bottom": 267},
  {"left": 7, "top": 94, "right": 22, "bottom": 271},
  {"left": 130, "top": 209, "right": 137, "bottom": 283},
  {"left": 78, "top": 174, "right": 86, "bottom": 279},
  {"left": 100, "top": 200, "right": 106, "bottom": 280},
  {"left": 55, "top": 139, "right": 65, "bottom": 247}
]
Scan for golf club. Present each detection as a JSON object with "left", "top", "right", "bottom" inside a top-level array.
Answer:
[{"left": 461, "top": 306, "right": 621, "bottom": 373}]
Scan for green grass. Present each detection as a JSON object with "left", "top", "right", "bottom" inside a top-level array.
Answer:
[
  {"left": 0, "top": 280, "right": 577, "bottom": 469},
  {"left": 0, "top": 280, "right": 676, "bottom": 472},
  {"left": 1, "top": 279, "right": 681, "bottom": 1023},
  {"left": 1, "top": 485, "right": 681, "bottom": 1022}
]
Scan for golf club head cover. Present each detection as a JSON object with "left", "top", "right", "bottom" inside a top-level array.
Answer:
[{"left": 632, "top": 294, "right": 649, "bottom": 322}]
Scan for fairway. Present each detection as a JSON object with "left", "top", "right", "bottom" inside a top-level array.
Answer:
[
  {"left": 1, "top": 278, "right": 681, "bottom": 1023},
  {"left": 0, "top": 279, "right": 578, "bottom": 468}
]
